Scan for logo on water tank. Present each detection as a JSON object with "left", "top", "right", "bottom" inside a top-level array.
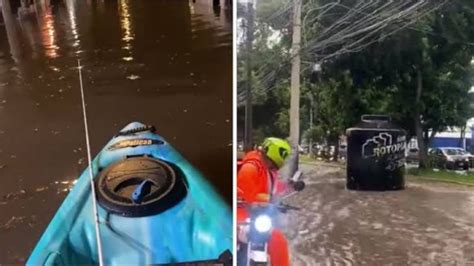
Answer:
[{"left": 362, "top": 133, "right": 406, "bottom": 158}]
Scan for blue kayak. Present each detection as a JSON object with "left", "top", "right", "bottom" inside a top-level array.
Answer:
[{"left": 27, "top": 122, "right": 232, "bottom": 265}]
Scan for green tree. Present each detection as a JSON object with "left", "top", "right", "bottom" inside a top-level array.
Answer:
[{"left": 238, "top": 0, "right": 474, "bottom": 169}]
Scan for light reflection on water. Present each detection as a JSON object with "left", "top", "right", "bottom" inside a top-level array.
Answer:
[
  {"left": 119, "top": 0, "right": 134, "bottom": 62},
  {"left": 65, "top": 0, "right": 80, "bottom": 49},
  {"left": 0, "top": 0, "right": 231, "bottom": 68},
  {"left": 40, "top": 9, "right": 59, "bottom": 58},
  {"left": 0, "top": 1, "right": 232, "bottom": 262}
]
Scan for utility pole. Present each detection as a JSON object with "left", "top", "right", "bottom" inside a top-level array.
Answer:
[
  {"left": 308, "top": 93, "right": 314, "bottom": 157},
  {"left": 244, "top": 0, "right": 254, "bottom": 151},
  {"left": 287, "top": 0, "right": 302, "bottom": 176}
]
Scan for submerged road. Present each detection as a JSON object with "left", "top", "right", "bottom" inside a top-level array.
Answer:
[
  {"left": 0, "top": 0, "right": 232, "bottom": 263},
  {"left": 286, "top": 163, "right": 474, "bottom": 265}
]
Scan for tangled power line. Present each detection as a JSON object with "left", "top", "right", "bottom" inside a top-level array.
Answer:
[{"left": 238, "top": 0, "right": 450, "bottom": 106}]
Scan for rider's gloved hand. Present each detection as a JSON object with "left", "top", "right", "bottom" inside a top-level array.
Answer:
[{"left": 289, "top": 180, "right": 305, "bottom": 191}]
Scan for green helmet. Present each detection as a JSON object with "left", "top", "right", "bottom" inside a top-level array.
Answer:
[{"left": 262, "top": 137, "right": 291, "bottom": 168}]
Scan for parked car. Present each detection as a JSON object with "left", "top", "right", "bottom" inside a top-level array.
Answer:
[
  {"left": 428, "top": 147, "right": 471, "bottom": 170},
  {"left": 406, "top": 148, "right": 419, "bottom": 163},
  {"left": 309, "top": 144, "right": 331, "bottom": 160},
  {"left": 339, "top": 144, "right": 347, "bottom": 160},
  {"left": 299, "top": 144, "right": 309, "bottom": 154}
]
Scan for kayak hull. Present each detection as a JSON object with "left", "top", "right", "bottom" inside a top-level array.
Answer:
[{"left": 27, "top": 122, "right": 232, "bottom": 265}]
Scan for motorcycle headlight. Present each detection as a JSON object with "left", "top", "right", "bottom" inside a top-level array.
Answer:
[{"left": 254, "top": 214, "right": 272, "bottom": 233}]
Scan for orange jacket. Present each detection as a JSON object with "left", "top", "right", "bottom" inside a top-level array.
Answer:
[{"left": 237, "top": 150, "right": 273, "bottom": 203}]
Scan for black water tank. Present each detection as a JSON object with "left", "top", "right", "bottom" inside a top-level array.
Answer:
[{"left": 346, "top": 115, "right": 406, "bottom": 190}]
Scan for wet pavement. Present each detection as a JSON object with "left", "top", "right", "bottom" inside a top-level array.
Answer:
[
  {"left": 286, "top": 163, "right": 474, "bottom": 265},
  {"left": 0, "top": 0, "right": 232, "bottom": 263}
]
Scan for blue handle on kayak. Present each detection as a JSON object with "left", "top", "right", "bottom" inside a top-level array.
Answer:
[{"left": 132, "top": 180, "right": 152, "bottom": 203}]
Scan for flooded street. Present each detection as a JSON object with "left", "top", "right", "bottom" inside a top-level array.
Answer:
[
  {"left": 287, "top": 163, "right": 474, "bottom": 265},
  {"left": 0, "top": 0, "right": 232, "bottom": 263}
]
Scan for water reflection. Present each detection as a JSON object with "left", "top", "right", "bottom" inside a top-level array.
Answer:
[
  {"left": 119, "top": 0, "right": 134, "bottom": 61},
  {"left": 0, "top": 0, "right": 232, "bottom": 263},
  {"left": 1, "top": 0, "right": 21, "bottom": 62},
  {"left": 39, "top": 8, "right": 59, "bottom": 58},
  {"left": 189, "top": 0, "right": 195, "bottom": 15},
  {"left": 65, "top": 0, "right": 80, "bottom": 49}
]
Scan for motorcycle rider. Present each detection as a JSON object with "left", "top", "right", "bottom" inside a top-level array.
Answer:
[{"left": 237, "top": 137, "right": 304, "bottom": 266}]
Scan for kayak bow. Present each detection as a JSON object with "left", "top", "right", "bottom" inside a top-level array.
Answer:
[{"left": 27, "top": 122, "right": 232, "bottom": 265}]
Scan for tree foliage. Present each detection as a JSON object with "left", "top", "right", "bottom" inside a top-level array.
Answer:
[{"left": 237, "top": 0, "right": 474, "bottom": 166}]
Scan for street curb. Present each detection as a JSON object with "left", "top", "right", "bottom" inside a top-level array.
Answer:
[
  {"left": 407, "top": 175, "right": 474, "bottom": 187},
  {"left": 301, "top": 160, "right": 474, "bottom": 187},
  {"left": 300, "top": 160, "right": 346, "bottom": 169}
]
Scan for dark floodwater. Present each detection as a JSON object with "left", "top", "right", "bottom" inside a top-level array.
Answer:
[{"left": 0, "top": 0, "right": 232, "bottom": 263}]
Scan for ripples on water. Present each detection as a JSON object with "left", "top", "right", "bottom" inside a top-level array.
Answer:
[{"left": 289, "top": 165, "right": 474, "bottom": 265}]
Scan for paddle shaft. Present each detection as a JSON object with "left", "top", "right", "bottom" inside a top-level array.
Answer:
[{"left": 77, "top": 59, "right": 105, "bottom": 266}]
